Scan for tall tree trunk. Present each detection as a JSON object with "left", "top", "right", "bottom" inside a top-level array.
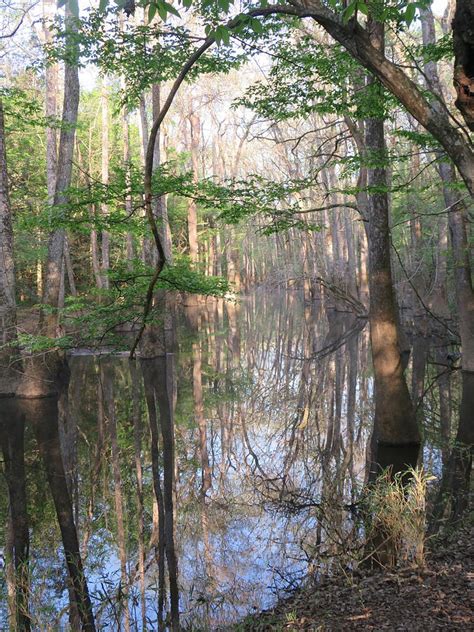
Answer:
[
  {"left": 121, "top": 96, "right": 135, "bottom": 266},
  {"left": 0, "top": 401, "right": 30, "bottom": 632},
  {"left": 421, "top": 5, "right": 474, "bottom": 519},
  {"left": 0, "top": 98, "right": 17, "bottom": 353},
  {"left": 40, "top": 2, "right": 80, "bottom": 337},
  {"left": 100, "top": 82, "right": 110, "bottom": 290},
  {"left": 188, "top": 109, "right": 200, "bottom": 264},
  {"left": 0, "top": 97, "right": 31, "bottom": 631},
  {"left": 365, "top": 19, "right": 420, "bottom": 476}
]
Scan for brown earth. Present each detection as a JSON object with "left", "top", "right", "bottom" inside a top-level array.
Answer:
[{"left": 235, "top": 523, "right": 473, "bottom": 631}]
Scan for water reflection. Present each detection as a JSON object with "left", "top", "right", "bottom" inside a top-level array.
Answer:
[{"left": 0, "top": 290, "right": 462, "bottom": 629}]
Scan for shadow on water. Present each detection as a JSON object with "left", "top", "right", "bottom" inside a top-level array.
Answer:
[{"left": 0, "top": 290, "right": 468, "bottom": 630}]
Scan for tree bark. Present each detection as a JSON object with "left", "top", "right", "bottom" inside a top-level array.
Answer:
[
  {"left": 100, "top": 83, "right": 110, "bottom": 290},
  {"left": 364, "top": 19, "right": 420, "bottom": 476},
  {"left": 41, "top": 2, "right": 80, "bottom": 336},
  {"left": 0, "top": 98, "right": 16, "bottom": 352},
  {"left": 188, "top": 109, "right": 200, "bottom": 264},
  {"left": 452, "top": 0, "right": 474, "bottom": 129},
  {"left": 0, "top": 400, "right": 30, "bottom": 632}
]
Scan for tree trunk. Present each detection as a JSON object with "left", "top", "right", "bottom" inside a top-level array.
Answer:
[
  {"left": 188, "top": 110, "right": 200, "bottom": 264},
  {"left": 0, "top": 98, "right": 17, "bottom": 352},
  {"left": 0, "top": 96, "right": 30, "bottom": 630},
  {"left": 41, "top": 2, "right": 80, "bottom": 336},
  {"left": 365, "top": 20, "right": 420, "bottom": 476},
  {"left": 420, "top": 6, "right": 474, "bottom": 519},
  {"left": 100, "top": 82, "right": 110, "bottom": 290},
  {"left": 452, "top": 0, "right": 474, "bottom": 130},
  {"left": 0, "top": 400, "right": 30, "bottom": 631}
]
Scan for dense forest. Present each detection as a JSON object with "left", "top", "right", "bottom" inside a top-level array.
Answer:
[{"left": 0, "top": 0, "right": 473, "bottom": 629}]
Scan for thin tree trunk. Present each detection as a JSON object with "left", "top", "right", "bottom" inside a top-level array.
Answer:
[
  {"left": 188, "top": 110, "right": 200, "bottom": 264},
  {"left": 420, "top": 6, "right": 474, "bottom": 519},
  {"left": 100, "top": 82, "right": 110, "bottom": 290}
]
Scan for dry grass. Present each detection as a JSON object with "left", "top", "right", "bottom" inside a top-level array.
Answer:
[{"left": 363, "top": 466, "right": 434, "bottom": 568}]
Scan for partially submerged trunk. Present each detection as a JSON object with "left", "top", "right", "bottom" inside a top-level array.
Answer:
[
  {"left": 0, "top": 400, "right": 30, "bottom": 631},
  {"left": 0, "top": 96, "right": 31, "bottom": 631},
  {"left": 421, "top": 5, "right": 474, "bottom": 522},
  {"left": 364, "top": 20, "right": 420, "bottom": 476}
]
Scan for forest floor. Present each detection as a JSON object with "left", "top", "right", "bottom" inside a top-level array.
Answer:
[{"left": 234, "top": 521, "right": 473, "bottom": 631}]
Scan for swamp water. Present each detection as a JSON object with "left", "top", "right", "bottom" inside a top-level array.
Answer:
[{"left": 0, "top": 290, "right": 454, "bottom": 629}]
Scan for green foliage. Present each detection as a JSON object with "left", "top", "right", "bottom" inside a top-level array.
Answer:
[
  {"left": 57, "top": 257, "right": 229, "bottom": 348},
  {"left": 418, "top": 33, "right": 453, "bottom": 64},
  {"left": 17, "top": 332, "right": 74, "bottom": 353},
  {"left": 236, "top": 36, "right": 396, "bottom": 122},
  {"left": 0, "top": 88, "right": 50, "bottom": 131},
  {"left": 196, "top": 174, "right": 323, "bottom": 234}
]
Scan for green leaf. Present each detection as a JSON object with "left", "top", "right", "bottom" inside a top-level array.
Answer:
[
  {"left": 99, "top": 0, "right": 108, "bottom": 11},
  {"left": 250, "top": 18, "right": 263, "bottom": 35},
  {"left": 161, "top": 1, "right": 181, "bottom": 18},
  {"left": 215, "top": 25, "right": 230, "bottom": 46},
  {"left": 148, "top": 3, "right": 157, "bottom": 21},
  {"left": 405, "top": 3, "right": 417, "bottom": 25},
  {"left": 343, "top": 1, "right": 358, "bottom": 22}
]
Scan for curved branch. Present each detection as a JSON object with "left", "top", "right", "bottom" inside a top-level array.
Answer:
[{"left": 131, "top": 4, "right": 301, "bottom": 357}]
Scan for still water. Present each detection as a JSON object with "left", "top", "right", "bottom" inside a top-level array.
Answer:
[{"left": 0, "top": 290, "right": 451, "bottom": 630}]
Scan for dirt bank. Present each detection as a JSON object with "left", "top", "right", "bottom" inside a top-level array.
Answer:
[{"left": 235, "top": 523, "right": 473, "bottom": 631}]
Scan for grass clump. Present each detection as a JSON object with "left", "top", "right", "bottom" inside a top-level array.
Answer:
[{"left": 363, "top": 466, "right": 434, "bottom": 569}]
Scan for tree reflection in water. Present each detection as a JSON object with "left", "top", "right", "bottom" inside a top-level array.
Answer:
[{"left": 0, "top": 290, "right": 465, "bottom": 629}]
